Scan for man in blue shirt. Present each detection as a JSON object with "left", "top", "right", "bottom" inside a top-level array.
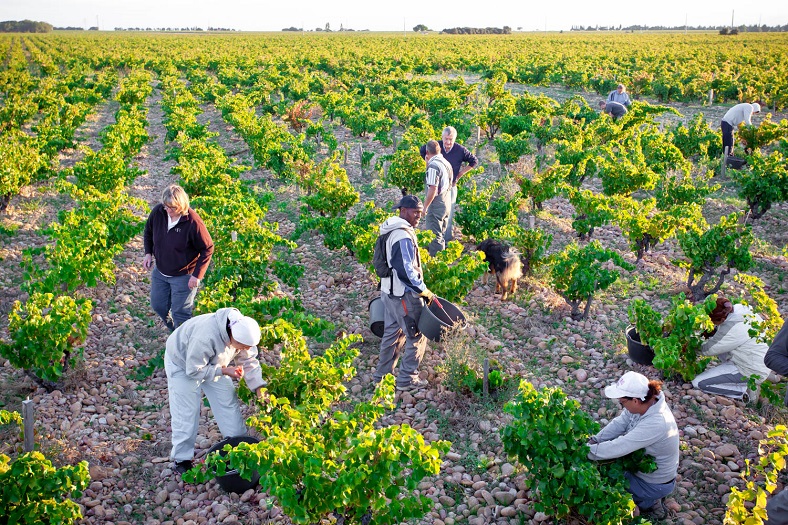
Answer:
[{"left": 607, "top": 84, "right": 632, "bottom": 106}]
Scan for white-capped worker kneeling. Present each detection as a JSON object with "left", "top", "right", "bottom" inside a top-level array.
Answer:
[
  {"left": 165, "top": 307, "right": 266, "bottom": 474},
  {"left": 588, "top": 372, "right": 680, "bottom": 518},
  {"left": 373, "top": 195, "right": 436, "bottom": 392}
]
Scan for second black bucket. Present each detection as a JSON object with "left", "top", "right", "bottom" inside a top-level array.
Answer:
[
  {"left": 418, "top": 297, "right": 467, "bottom": 342},
  {"left": 206, "top": 435, "right": 261, "bottom": 493},
  {"left": 368, "top": 297, "right": 384, "bottom": 337},
  {"left": 626, "top": 325, "right": 655, "bottom": 365},
  {"left": 725, "top": 156, "right": 747, "bottom": 169}
]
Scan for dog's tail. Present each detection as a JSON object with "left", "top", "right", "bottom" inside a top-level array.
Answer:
[{"left": 497, "top": 250, "right": 523, "bottom": 286}]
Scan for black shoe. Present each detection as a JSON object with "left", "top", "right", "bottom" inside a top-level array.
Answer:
[
  {"left": 639, "top": 499, "right": 668, "bottom": 520},
  {"left": 174, "top": 460, "right": 193, "bottom": 475}
]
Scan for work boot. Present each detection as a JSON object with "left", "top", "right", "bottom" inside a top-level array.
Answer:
[
  {"left": 639, "top": 499, "right": 668, "bottom": 520},
  {"left": 174, "top": 459, "right": 193, "bottom": 475},
  {"left": 398, "top": 378, "right": 428, "bottom": 392}
]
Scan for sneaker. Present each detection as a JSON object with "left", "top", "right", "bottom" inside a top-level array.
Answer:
[
  {"left": 174, "top": 460, "right": 193, "bottom": 475},
  {"left": 639, "top": 499, "right": 668, "bottom": 520},
  {"left": 398, "top": 378, "right": 428, "bottom": 392}
]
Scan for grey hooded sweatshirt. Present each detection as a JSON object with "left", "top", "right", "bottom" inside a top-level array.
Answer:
[
  {"left": 164, "top": 307, "right": 265, "bottom": 391},
  {"left": 588, "top": 392, "right": 679, "bottom": 484}
]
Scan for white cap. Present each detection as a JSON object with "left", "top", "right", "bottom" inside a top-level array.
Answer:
[
  {"left": 229, "top": 316, "right": 261, "bottom": 346},
  {"left": 604, "top": 371, "right": 649, "bottom": 401},
  {"left": 751, "top": 103, "right": 761, "bottom": 113}
]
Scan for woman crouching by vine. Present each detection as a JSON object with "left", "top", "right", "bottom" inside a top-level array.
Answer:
[{"left": 588, "top": 371, "right": 679, "bottom": 519}]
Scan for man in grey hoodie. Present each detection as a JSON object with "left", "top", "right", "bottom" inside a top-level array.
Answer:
[
  {"left": 372, "top": 195, "right": 436, "bottom": 392},
  {"left": 165, "top": 307, "right": 266, "bottom": 474}
]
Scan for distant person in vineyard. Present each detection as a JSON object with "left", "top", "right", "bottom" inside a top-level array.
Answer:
[
  {"left": 607, "top": 83, "right": 632, "bottom": 106},
  {"left": 423, "top": 140, "right": 453, "bottom": 256},
  {"left": 143, "top": 185, "right": 214, "bottom": 331},
  {"left": 419, "top": 126, "right": 479, "bottom": 242},
  {"left": 720, "top": 102, "right": 761, "bottom": 156},
  {"left": 588, "top": 371, "right": 679, "bottom": 519},
  {"left": 692, "top": 297, "right": 771, "bottom": 400},
  {"left": 164, "top": 308, "right": 266, "bottom": 474},
  {"left": 373, "top": 195, "right": 435, "bottom": 392},
  {"left": 599, "top": 100, "right": 628, "bottom": 119}
]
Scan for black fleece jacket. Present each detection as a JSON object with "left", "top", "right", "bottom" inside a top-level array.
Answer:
[{"left": 143, "top": 204, "right": 214, "bottom": 279}]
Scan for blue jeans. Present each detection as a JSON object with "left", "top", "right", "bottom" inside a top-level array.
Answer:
[
  {"left": 150, "top": 268, "right": 198, "bottom": 330},
  {"left": 626, "top": 471, "right": 675, "bottom": 509}
]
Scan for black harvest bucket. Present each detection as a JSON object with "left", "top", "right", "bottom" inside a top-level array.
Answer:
[
  {"left": 418, "top": 297, "right": 467, "bottom": 342},
  {"left": 625, "top": 325, "right": 655, "bottom": 365},
  {"left": 206, "top": 435, "right": 261, "bottom": 493},
  {"left": 725, "top": 156, "right": 747, "bottom": 169}
]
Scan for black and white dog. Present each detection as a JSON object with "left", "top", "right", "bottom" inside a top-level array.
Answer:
[{"left": 476, "top": 239, "right": 523, "bottom": 301}]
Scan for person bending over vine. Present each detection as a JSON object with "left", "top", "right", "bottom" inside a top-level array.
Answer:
[
  {"left": 588, "top": 372, "right": 679, "bottom": 519},
  {"left": 692, "top": 297, "right": 771, "bottom": 400}
]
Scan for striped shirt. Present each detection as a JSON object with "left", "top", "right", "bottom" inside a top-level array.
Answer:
[{"left": 425, "top": 153, "right": 452, "bottom": 195}]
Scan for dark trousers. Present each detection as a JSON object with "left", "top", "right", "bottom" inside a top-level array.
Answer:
[{"left": 721, "top": 120, "right": 734, "bottom": 155}]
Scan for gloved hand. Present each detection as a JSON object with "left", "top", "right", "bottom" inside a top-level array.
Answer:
[{"left": 419, "top": 289, "right": 436, "bottom": 304}]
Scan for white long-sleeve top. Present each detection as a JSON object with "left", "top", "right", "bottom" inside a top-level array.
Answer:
[
  {"left": 722, "top": 103, "right": 756, "bottom": 127},
  {"left": 164, "top": 307, "right": 265, "bottom": 390},
  {"left": 701, "top": 303, "right": 771, "bottom": 382},
  {"left": 588, "top": 393, "right": 679, "bottom": 484}
]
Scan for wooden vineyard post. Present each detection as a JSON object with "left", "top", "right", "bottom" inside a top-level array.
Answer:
[
  {"left": 708, "top": 89, "right": 714, "bottom": 106},
  {"left": 483, "top": 358, "right": 490, "bottom": 397},
  {"left": 529, "top": 215, "right": 535, "bottom": 229},
  {"left": 721, "top": 146, "right": 729, "bottom": 177},
  {"left": 23, "top": 398, "right": 34, "bottom": 452}
]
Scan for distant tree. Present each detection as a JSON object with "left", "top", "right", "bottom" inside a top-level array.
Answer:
[
  {"left": 325, "top": 22, "right": 331, "bottom": 31},
  {"left": 413, "top": 24, "right": 429, "bottom": 32},
  {"left": 88, "top": 26, "right": 98, "bottom": 31}
]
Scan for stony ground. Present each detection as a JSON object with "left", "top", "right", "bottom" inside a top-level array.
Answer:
[{"left": 1, "top": 76, "right": 787, "bottom": 525}]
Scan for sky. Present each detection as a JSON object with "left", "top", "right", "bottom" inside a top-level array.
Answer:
[{"left": 1, "top": 0, "right": 786, "bottom": 32}]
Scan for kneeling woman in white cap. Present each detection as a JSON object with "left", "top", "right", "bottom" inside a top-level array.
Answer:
[
  {"left": 587, "top": 372, "right": 680, "bottom": 518},
  {"left": 164, "top": 307, "right": 265, "bottom": 474}
]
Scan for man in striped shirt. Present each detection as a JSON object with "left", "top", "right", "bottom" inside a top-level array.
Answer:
[{"left": 423, "top": 140, "right": 453, "bottom": 256}]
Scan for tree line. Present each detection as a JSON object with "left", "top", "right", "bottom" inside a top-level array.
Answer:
[
  {"left": 0, "top": 20, "right": 53, "bottom": 33},
  {"left": 571, "top": 23, "right": 788, "bottom": 32}
]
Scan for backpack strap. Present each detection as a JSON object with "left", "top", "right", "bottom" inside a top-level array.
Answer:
[{"left": 385, "top": 227, "right": 419, "bottom": 296}]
